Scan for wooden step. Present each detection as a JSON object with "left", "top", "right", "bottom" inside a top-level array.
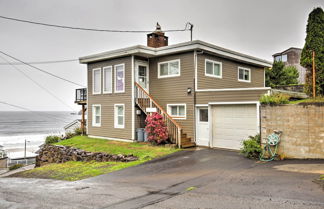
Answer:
[
  {"left": 181, "top": 142, "right": 196, "bottom": 148},
  {"left": 181, "top": 137, "right": 192, "bottom": 143}
]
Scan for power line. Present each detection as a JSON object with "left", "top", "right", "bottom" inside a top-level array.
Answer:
[
  {"left": 0, "top": 59, "right": 78, "bottom": 65},
  {"left": 0, "top": 55, "right": 76, "bottom": 111},
  {"left": 0, "top": 50, "right": 85, "bottom": 87},
  {"left": 0, "top": 15, "right": 191, "bottom": 33}
]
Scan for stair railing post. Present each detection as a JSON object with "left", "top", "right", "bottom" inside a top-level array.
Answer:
[{"left": 178, "top": 128, "right": 181, "bottom": 148}]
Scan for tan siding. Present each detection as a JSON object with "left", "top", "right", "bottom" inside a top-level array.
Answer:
[
  {"left": 87, "top": 56, "right": 132, "bottom": 140},
  {"left": 196, "top": 90, "right": 268, "bottom": 104},
  {"left": 149, "top": 52, "right": 195, "bottom": 139},
  {"left": 197, "top": 53, "right": 265, "bottom": 89}
]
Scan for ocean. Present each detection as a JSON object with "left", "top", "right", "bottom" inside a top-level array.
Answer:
[{"left": 0, "top": 111, "right": 80, "bottom": 158}]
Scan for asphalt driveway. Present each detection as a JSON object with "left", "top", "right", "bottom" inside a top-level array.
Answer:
[{"left": 0, "top": 148, "right": 323, "bottom": 209}]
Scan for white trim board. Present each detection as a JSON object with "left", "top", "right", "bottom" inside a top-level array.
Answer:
[
  {"left": 88, "top": 135, "right": 132, "bottom": 143},
  {"left": 196, "top": 87, "right": 270, "bottom": 92},
  {"left": 131, "top": 56, "right": 135, "bottom": 140}
]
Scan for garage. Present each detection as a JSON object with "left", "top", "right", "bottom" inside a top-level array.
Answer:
[{"left": 211, "top": 103, "right": 259, "bottom": 150}]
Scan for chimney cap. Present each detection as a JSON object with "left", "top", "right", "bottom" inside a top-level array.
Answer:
[{"left": 155, "top": 22, "right": 161, "bottom": 31}]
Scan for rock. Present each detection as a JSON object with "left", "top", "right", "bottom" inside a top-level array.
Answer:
[{"left": 35, "top": 145, "right": 139, "bottom": 167}]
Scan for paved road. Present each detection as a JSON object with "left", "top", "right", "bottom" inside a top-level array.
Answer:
[{"left": 0, "top": 148, "right": 323, "bottom": 209}]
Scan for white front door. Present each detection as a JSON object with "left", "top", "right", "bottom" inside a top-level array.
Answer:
[
  {"left": 135, "top": 62, "right": 149, "bottom": 92},
  {"left": 196, "top": 107, "right": 209, "bottom": 146}
]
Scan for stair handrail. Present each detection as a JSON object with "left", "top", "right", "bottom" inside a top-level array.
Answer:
[
  {"left": 135, "top": 82, "right": 182, "bottom": 147},
  {"left": 134, "top": 82, "right": 182, "bottom": 129}
]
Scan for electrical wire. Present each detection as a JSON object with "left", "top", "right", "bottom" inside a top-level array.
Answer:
[
  {"left": 0, "top": 59, "right": 78, "bottom": 65},
  {"left": 0, "top": 55, "right": 76, "bottom": 111},
  {"left": 0, "top": 15, "right": 191, "bottom": 33},
  {"left": 0, "top": 50, "right": 85, "bottom": 87}
]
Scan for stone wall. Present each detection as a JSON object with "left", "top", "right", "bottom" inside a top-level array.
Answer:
[
  {"left": 261, "top": 103, "right": 324, "bottom": 159},
  {"left": 36, "top": 145, "right": 138, "bottom": 167}
]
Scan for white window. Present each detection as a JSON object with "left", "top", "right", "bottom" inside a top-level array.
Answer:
[
  {"left": 115, "top": 64, "right": 125, "bottom": 93},
  {"left": 167, "top": 104, "right": 186, "bottom": 119},
  {"left": 92, "top": 68, "right": 101, "bottom": 94},
  {"left": 158, "top": 59, "right": 180, "bottom": 78},
  {"left": 103, "top": 66, "right": 112, "bottom": 94},
  {"left": 282, "top": 54, "right": 287, "bottom": 62},
  {"left": 238, "top": 67, "right": 251, "bottom": 82},
  {"left": 205, "top": 59, "right": 222, "bottom": 78},
  {"left": 92, "top": 104, "right": 101, "bottom": 127},
  {"left": 114, "top": 104, "right": 125, "bottom": 128},
  {"left": 274, "top": 56, "right": 282, "bottom": 62}
]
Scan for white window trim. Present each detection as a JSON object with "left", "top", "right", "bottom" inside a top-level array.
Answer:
[
  {"left": 92, "top": 104, "right": 101, "bottom": 127},
  {"left": 197, "top": 107, "right": 209, "bottom": 124},
  {"left": 158, "top": 59, "right": 181, "bottom": 79},
  {"left": 114, "top": 104, "right": 125, "bottom": 128},
  {"left": 238, "top": 67, "right": 251, "bottom": 83},
  {"left": 92, "top": 68, "right": 101, "bottom": 95},
  {"left": 205, "top": 59, "right": 222, "bottom": 78},
  {"left": 167, "top": 103, "right": 186, "bottom": 120},
  {"left": 103, "top": 66, "right": 112, "bottom": 94},
  {"left": 114, "top": 64, "right": 125, "bottom": 93}
]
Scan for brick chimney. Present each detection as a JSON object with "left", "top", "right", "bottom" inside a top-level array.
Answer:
[{"left": 147, "top": 23, "right": 168, "bottom": 48}]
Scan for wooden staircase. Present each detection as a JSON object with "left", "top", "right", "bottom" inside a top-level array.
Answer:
[{"left": 135, "top": 82, "right": 195, "bottom": 148}]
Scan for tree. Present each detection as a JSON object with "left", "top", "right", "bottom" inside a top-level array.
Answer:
[
  {"left": 265, "top": 61, "right": 299, "bottom": 87},
  {"left": 300, "top": 7, "right": 324, "bottom": 96}
]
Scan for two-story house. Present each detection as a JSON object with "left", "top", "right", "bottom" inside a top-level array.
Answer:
[
  {"left": 272, "top": 47, "right": 306, "bottom": 84},
  {"left": 78, "top": 24, "right": 271, "bottom": 150}
]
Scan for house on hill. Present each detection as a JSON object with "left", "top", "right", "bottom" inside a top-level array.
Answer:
[{"left": 77, "top": 24, "right": 271, "bottom": 150}]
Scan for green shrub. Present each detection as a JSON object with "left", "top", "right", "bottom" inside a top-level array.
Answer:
[
  {"left": 74, "top": 127, "right": 83, "bottom": 136},
  {"left": 9, "top": 164, "right": 24, "bottom": 171},
  {"left": 45, "top": 135, "right": 61, "bottom": 144},
  {"left": 241, "top": 134, "right": 262, "bottom": 159},
  {"left": 260, "top": 93, "right": 290, "bottom": 105}
]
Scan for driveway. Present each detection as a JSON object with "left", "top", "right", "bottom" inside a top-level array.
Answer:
[{"left": 0, "top": 148, "right": 323, "bottom": 209}]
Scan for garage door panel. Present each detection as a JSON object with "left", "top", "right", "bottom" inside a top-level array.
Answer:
[{"left": 212, "top": 104, "right": 258, "bottom": 150}]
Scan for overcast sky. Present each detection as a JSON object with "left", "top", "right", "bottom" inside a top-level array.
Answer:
[{"left": 0, "top": 0, "right": 322, "bottom": 111}]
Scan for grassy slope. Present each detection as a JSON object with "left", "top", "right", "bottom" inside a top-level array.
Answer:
[{"left": 12, "top": 136, "right": 178, "bottom": 181}]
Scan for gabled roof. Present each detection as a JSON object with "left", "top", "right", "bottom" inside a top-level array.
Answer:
[
  {"left": 79, "top": 40, "right": 272, "bottom": 67},
  {"left": 272, "top": 47, "right": 302, "bottom": 57}
]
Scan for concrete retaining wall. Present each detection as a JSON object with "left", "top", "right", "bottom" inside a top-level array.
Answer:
[{"left": 261, "top": 103, "right": 324, "bottom": 159}]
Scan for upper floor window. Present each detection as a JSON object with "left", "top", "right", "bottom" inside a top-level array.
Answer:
[
  {"left": 238, "top": 67, "right": 251, "bottom": 82},
  {"left": 92, "top": 68, "right": 101, "bottom": 94},
  {"left": 92, "top": 104, "right": 101, "bottom": 127},
  {"left": 103, "top": 66, "right": 112, "bottom": 94},
  {"left": 158, "top": 59, "right": 180, "bottom": 78},
  {"left": 115, "top": 64, "right": 125, "bottom": 93},
  {"left": 114, "top": 104, "right": 125, "bottom": 128},
  {"left": 167, "top": 104, "right": 186, "bottom": 119},
  {"left": 205, "top": 59, "right": 222, "bottom": 78},
  {"left": 281, "top": 54, "right": 287, "bottom": 62}
]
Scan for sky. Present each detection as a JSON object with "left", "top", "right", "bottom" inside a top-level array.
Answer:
[{"left": 0, "top": 0, "right": 322, "bottom": 111}]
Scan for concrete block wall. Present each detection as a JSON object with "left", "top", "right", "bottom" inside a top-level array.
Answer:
[{"left": 261, "top": 103, "right": 324, "bottom": 159}]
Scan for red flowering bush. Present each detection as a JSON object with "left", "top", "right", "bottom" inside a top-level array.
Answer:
[{"left": 145, "top": 112, "right": 168, "bottom": 145}]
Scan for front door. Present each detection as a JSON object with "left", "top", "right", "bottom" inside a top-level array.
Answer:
[
  {"left": 135, "top": 62, "right": 149, "bottom": 92},
  {"left": 196, "top": 107, "right": 209, "bottom": 146}
]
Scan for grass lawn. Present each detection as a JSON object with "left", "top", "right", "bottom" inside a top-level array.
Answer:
[
  {"left": 289, "top": 97, "right": 324, "bottom": 104},
  {"left": 11, "top": 136, "right": 179, "bottom": 181}
]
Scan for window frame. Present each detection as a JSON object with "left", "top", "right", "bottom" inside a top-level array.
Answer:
[
  {"left": 167, "top": 103, "right": 186, "bottom": 120},
  {"left": 114, "top": 104, "right": 125, "bottom": 128},
  {"left": 92, "top": 104, "right": 101, "bottom": 127},
  {"left": 157, "top": 59, "right": 181, "bottom": 79},
  {"left": 238, "top": 67, "right": 251, "bottom": 83},
  {"left": 198, "top": 108, "right": 209, "bottom": 124},
  {"left": 103, "top": 66, "right": 113, "bottom": 94},
  {"left": 114, "top": 64, "right": 125, "bottom": 93},
  {"left": 92, "top": 68, "right": 102, "bottom": 95},
  {"left": 205, "top": 59, "right": 222, "bottom": 78}
]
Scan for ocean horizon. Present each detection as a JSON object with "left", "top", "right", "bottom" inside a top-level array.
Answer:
[{"left": 0, "top": 111, "right": 80, "bottom": 158}]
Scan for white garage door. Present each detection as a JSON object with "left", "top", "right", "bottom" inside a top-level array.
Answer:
[{"left": 211, "top": 104, "right": 258, "bottom": 150}]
